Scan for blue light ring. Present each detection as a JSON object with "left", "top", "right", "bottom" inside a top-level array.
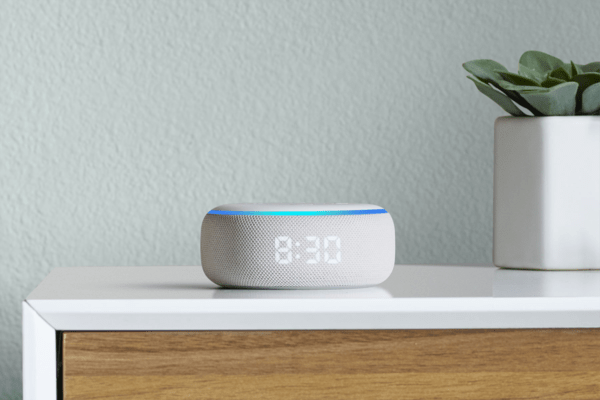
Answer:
[{"left": 207, "top": 209, "right": 388, "bottom": 216}]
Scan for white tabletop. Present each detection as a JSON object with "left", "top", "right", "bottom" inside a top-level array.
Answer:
[{"left": 26, "top": 265, "right": 600, "bottom": 330}]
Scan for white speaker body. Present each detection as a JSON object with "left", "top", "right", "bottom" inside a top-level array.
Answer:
[{"left": 201, "top": 203, "right": 395, "bottom": 289}]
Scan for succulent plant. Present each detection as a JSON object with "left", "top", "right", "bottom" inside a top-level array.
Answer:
[{"left": 464, "top": 51, "right": 600, "bottom": 116}]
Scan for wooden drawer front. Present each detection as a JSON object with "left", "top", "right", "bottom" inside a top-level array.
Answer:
[{"left": 63, "top": 329, "right": 600, "bottom": 400}]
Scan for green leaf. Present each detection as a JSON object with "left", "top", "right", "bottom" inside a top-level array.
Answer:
[
  {"left": 549, "top": 65, "right": 572, "bottom": 81},
  {"left": 541, "top": 76, "right": 566, "bottom": 88},
  {"left": 518, "top": 64, "right": 545, "bottom": 83},
  {"left": 571, "top": 72, "right": 600, "bottom": 89},
  {"left": 520, "top": 81, "right": 578, "bottom": 116},
  {"left": 498, "top": 80, "right": 548, "bottom": 93},
  {"left": 519, "top": 51, "right": 565, "bottom": 75},
  {"left": 571, "top": 61, "right": 582, "bottom": 77},
  {"left": 581, "top": 82, "right": 600, "bottom": 114},
  {"left": 571, "top": 72, "right": 600, "bottom": 113},
  {"left": 463, "top": 60, "right": 508, "bottom": 85},
  {"left": 466, "top": 76, "right": 526, "bottom": 116},
  {"left": 578, "top": 62, "right": 600, "bottom": 73},
  {"left": 495, "top": 71, "right": 541, "bottom": 87},
  {"left": 492, "top": 80, "right": 545, "bottom": 116}
]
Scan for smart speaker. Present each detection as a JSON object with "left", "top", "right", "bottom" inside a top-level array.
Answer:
[{"left": 200, "top": 203, "right": 395, "bottom": 289}]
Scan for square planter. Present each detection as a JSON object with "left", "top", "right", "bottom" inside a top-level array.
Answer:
[{"left": 494, "top": 116, "right": 600, "bottom": 270}]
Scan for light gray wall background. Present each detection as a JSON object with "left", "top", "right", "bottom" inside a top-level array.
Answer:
[{"left": 1, "top": 0, "right": 599, "bottom": 396}]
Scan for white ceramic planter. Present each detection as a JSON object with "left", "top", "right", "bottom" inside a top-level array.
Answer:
[{"left": 494, "top": 116, "right": 600, "bottom": 270}]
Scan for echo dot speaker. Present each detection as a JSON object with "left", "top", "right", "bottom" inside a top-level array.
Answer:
[{"left": 200, "top": 203, "right": 395, "bottom": 289}]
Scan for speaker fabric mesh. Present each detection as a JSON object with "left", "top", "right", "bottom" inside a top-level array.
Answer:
[{"left": 201, "top": 213, "right": 395, "bottom": 289}]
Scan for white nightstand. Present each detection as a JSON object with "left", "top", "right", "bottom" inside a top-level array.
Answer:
[{"left": 23, "top": 265, "right": 600, "bottom": 399}]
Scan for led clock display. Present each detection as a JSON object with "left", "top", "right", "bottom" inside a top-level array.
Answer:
[{"left": 274, "top": 236, "right": 342, "bottom": 264}]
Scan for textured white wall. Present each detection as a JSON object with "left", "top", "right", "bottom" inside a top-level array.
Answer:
[{"left": 1, "top": 0, "right": 599, "bottom": 396}]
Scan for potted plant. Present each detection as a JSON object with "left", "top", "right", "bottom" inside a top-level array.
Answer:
[{"left": 464, "top": 51, "right": 600, "bottom": 270}]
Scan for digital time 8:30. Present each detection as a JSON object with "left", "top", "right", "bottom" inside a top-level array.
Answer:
[{"left": 275, "top": 236, "right": 342, "bottom": 265}]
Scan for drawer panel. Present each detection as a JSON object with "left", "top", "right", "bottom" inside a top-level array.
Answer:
[{"left": 62, "top": 329, "right": 600, "bottom": 399}]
